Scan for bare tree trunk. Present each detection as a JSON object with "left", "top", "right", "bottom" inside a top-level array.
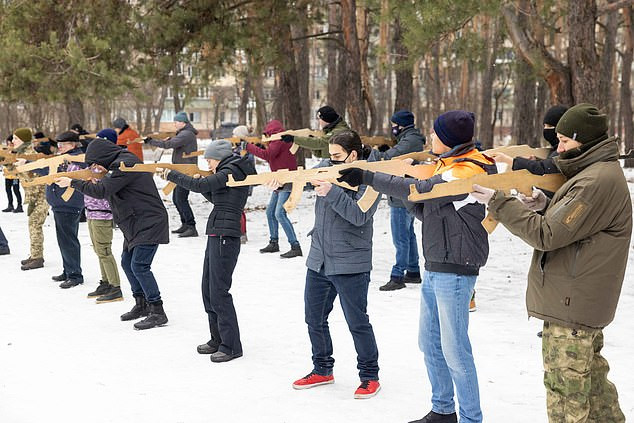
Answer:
[
  {"left": 277, "top": 20, "right": 304, "bottom": 129},
  {"left": 340, "top": 0, "right": 367, "bottom": 131},
  {"left": 622, "top": 6, "right": 634, "bottom": 166},
  {"left": 238, "top": 73, "right": 251, "bottom": 124},
  {"left": 534, "top": 80, "right": 549, "bottom": 147},
  {"left": 357, "top": 5, "right": 377, "bottom": 134},
  {"left": 393, "top": 17, "right": 413, "bottom": 112},
  {"left": 154, "top": 86, "right": 168, "bottom": 132},
  {"left": 327, "top": 2, "right": 346, "bottom": 116},
  {"left": 512, "top": 57, "right": 536, "bottom": 145},
  {"left": 292, "top": 4, "right": 310, "bottom": 127},
  {"left": 568, "top": 0, "right": 601, "bottom": 106},
  {"left": 375, "top": 0, "right": 390, "bottom": 134},
  {"left": 65, "top": 96, "right": 85, "bottom": 128},
  {"left": 251, "top": 71, "right": 267, "bottom": 134},
  {"left": 479, "top": 17, "right": 501, "bottom": 149},
  {"left": 431, "top": 46, "right": 442, "bottom": 119},
  {"left": 599, "top": 2, "right": 619, "bottom": 127}
]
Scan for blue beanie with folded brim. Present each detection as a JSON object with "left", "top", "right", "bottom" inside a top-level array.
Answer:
[{"left": 433, "top": 110, "right": 475, "bottom": 148}]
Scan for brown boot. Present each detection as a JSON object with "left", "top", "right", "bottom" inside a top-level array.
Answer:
[
  {"left": 21, "top": 257, "right": 44, "bottom": 270},
  {"left": 21, "top": 257, "right": 32, "bottom": 265}
]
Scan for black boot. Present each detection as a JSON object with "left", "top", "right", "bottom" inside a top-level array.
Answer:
[
  {"left": 21, "top": 257, "right": 32, "bottom": 265},
  {"left": 259, "top": 240, "right": 279, "bottom": 253},
  {"left": 96, "top": 286, "right": 123, "bottom": 303},
  {"left": 197, "top": 341, "right": 219, "bottom": 354},
  {"left": 0, "top": 246, "right": 9, "bottom": 255},
  {"left": 21, "top": 257, "right": 43, "bottom": 270},
  {"left": 171, "top": 224, "right": 188, "bottom": 234},
  {"left": 280, "top": 243, "right": 302, "bottom": 258},
  {"left": 2, "top": 205, "right": 13, "bottom": 212},
  {"left": 60, "top": 279, "right": 83, "bottom": 289},
  {"left": 133, "top": 301, "right": 168, "bottom": 330},
  {"left": 178, "top": 225, "right": 198, "bottom": 238},
  {"left": 403, "top": 271, "right": 422, "bottom": 284},
  {"left": 120, "top": 294, "right": 149, "bottom": 321},
  {"left": 379, "top": 277, "right": 406, "bottom": 291},
  {"left": 13, "top": 205, "right": 23, "bottom": 213},
  {"left": 409, "top": 411, "right": 457, "bottom": 423},
  {"left": 51, "top": 272, "right": 67, "bottom": 282},
  {"left": 87, "top": 280, "right": 111, "bottom": 298}
]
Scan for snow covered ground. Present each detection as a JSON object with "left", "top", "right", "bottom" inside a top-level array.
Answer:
[{"left": 0, "top": 156, "right": 633, "bottom": 423}]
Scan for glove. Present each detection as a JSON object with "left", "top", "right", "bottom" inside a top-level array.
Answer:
[
  {"left": 239, "top": 140, "right": 247, "bottom": 151},
  {"left": 27, "top": 202, "right": 35, "bottom": 216},
  {"left": 517, "top": 187, "right": 548, "bottom": 212},
  {"left": 143, "top": 137, "right": 152, "bottom": 144},
  {"left": 280, "top": 134, "right": 294, "bottom": 143},
  {"left": 337, "top": 167, "right": 373, "bottom": 187},
  {"left": 471, "top": 184, "right": 496, "bottom": 205},
  {"left": 377, "top": 144, "right": 390, "bottom": 152}
]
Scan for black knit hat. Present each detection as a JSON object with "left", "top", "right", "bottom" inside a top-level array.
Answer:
[
  {"left": 433, "top": 110, "right": 475, "bottom": 148},
  {"left": 391, "top": 110, "right": 415, "bottom": 127},
  {"left": 555, "top": 103, "right": 608, "bottom": 144},
  {"left": 317, "top": 106, "right": 339, "bottom": 124},
  {"left": 543, "top": 105, "right": 568, "bottom": 126},
  {"left": 56, "top": 131, "right": 80, "bottom": 143}
]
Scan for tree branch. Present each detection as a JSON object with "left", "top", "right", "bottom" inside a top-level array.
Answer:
[
  {"left": 598, "top": 0, "right": 634, "bottom": 14},
  {"left": 291, "top": 30, "right": 343, "bottom": 41}
]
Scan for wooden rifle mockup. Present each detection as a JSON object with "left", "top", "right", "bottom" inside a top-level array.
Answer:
[
  {"left": 15, "top": 153, "right": 87, "bottom": 200},
  {"left": 119, "top": 162, "right": 213, "bottom": 195},
  {"left": 0, "top": 150, "right": 50, "bottom": 165},
  {"left": 227, "top": 159, "right": 436, "bottom": 213},
  {"left": 128, "top": 131, "right": 176, "bottom": 145},
  {"left": 22, "top": 168, "right": 106, "bottom": 201}
]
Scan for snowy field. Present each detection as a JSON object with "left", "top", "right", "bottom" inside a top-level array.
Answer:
[{"left": 0, "top": 154, "right": 633, "bottom": 423}]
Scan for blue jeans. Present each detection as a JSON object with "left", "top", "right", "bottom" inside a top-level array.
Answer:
[
  {"left": 120, "top": 244, "right": 161, "bottom": 303},
  {"left": 266, "top": 190, "right": 298, "bottom": 246},
  {"left": 390, "top": 206, "right": 420, "bottom": 278},
  {"left": 173, "top": 185, "right": 195, "bottom": 226},
  {"left": 53, "top": 211, "right": 83, "bottom": 282},
  {"left": 0, "top": 226, "right": 8, "bottom": 248},
  {"left": 419, "top": 271, "right": 481, "bottom": 422},
  {"left": 304, "top": 268, "right": 379, "bottom": 381}
]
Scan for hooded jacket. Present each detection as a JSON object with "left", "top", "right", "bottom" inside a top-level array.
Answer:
[
  {"left": 293, "top": 117, "right": 351, "bottom": 158},
  {"left": 70, "top": 139, "right": 169, "bottom": 250},
  {"left": 116, "top": 125, "right": 144, "bottom": 161},
  {"left": 489, "top": 137, "right": 631, "bottom": 329},
  {"left": 370, "top": 145, "right": 497, "bottom": 275},
  {"left": 166, "top": 154, "right": 256, "bottom": 237},
  {"left": 147, "top": 122, "right": 198, "bottom": 164}
]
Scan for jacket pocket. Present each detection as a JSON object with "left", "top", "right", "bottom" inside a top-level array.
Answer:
[{"left": 570, "top": 238, "right": 593, "bottom": 278}]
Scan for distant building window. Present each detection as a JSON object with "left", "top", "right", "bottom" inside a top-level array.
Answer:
[
  {"left": 189, "top": 112, "right": 201, "bottom": 122},
  {"left": 220, "top": 112, "right": 226, "bottom": 122},
  {"left": 315, "top": 90, "right": 321, "bottom": 100},
  {"left": 266, "top": 68, "right": 275, "bottom": 78}
]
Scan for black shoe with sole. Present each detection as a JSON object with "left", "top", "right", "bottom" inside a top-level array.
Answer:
[
  {"left": 0, "top": 246, "right": 9, "bottom": 255},
  {"left": 171, "top": 224, "right": 188, "bottom": 234},
  {"left": 2, "top": 205, "right": 13, "bottom": 212},
  {"left": 403, "top": 271, "right": 422, "bottom": 284},
  {"left": 60, "top": 279, "right": 83, "bottom": 289},
  {"left": 12, "top": 205, "right": 23, "bottom": 213},
  {"left": 21, "top": 257, "right": 32, "bottom": 265},
  {"left": 87, "top": 281, "right": 111, "bottom": 298},
  {"left": 210, "top": 351, "right": 242, "bottom": 363},
  {"left": 96, "top": 286, "right": 123, "bottom": 303},
  {"left": 280, "top": 244, "right": 302, "bottom": 258},
  {"left": 21, "top": 257, "right": 44, "bottom": 270},
  {"left": 134, "top": 301, "right": 168, "bottom": 330},
  {"left": 197, "top": 342, "right": 219, "bottom": 354},
  {"left": 52, "top": 272, "right": 67, "bottom": 282},
  {"left": 409, "top": 411, "right": 457, "bottom": 423},
  {"left": 120, "top": 294, "right": 149, "bottom": 321},
  {"left": 259, "top": 241, "right": 279, "bottom": 253},
  {"left": 178, "top": 226, "right": 198, "bottom": 238},
  {"left": 379, "top": 278, "right": 406, "bottom": 291}
]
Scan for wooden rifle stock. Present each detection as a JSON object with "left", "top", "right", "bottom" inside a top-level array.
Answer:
[
  {"left": 23, "top": 168, "right": 106, "bottom": 201},
  {"left": 119, "top": 162, "right": 212, "bottom": 195},
  {"left": 16, "top": 154, "right": 86, "bottom": 174}
]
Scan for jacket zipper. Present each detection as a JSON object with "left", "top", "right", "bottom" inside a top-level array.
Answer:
[{"left": 442, "top": 217, "right": 449, "bottom": 261}]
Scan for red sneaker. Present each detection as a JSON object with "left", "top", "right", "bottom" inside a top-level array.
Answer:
[
  {"left": 354, "top": 380, "right": 381, "bottom": 399},
  {"left": 292, "top": 372, "right": 335, "bottom": 390}
]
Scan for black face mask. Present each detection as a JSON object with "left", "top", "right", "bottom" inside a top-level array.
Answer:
[
  {"left": 391, "top": 125, "right": 401, "bottom": 137},
  {"left": 543, "top": 128, "right": 558, "bottom": 147},
  {"left": 330, "top": 151, "right": 351, "bottom": 165}
]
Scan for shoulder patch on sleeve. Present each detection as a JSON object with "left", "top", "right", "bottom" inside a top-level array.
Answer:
[{"left": 551, "top": 197, "right": 590, "bottom": 231}]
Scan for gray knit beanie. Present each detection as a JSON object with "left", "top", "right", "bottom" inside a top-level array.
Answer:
[{"left": 204, "top": 140, "right": 233, "bottom": 160}]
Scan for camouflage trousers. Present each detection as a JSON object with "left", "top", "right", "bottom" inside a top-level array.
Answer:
[
  {"left": 542, "top": 321, "right": 625, "bottom": 423},
  {"left": 27, "top": 199, "right": 49, "bottom": 259}
]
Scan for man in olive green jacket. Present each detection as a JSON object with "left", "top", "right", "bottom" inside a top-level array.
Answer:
[
  {"left": 472, "top": 103, "right": 630, "bottom": 423},
  {"left": 280, "top": 106, "right": 350, "bottom": 158}
]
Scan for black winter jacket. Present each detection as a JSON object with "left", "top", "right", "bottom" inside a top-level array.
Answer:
[
  {"left": 70, "top": 139, "right": 169, "bottom": 250},
  {"left": 166, "top": 154, "right": 256, "bottom": 237},
  {"left": 147, "top": 122, "right": 198, "bottom": 164}
]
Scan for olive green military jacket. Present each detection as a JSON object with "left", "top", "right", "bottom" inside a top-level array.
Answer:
[{"left": 293, "top": 119, "right": 351, "bottom": 158}]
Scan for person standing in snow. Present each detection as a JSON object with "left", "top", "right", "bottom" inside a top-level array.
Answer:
[
  {"left": 472, "top": 103, "right": 631, "bottom": 423},
  {"left": 158, "top": 140, "right": 256, "bottom": 363},
  {"left": 244, "top": 119, "right": 302, "bottom": 258},
  {"left": 292, "top": 130, "right": 382, "bottom": 400},
  {"left": 338, "top": 111, "right": 496, "bottom": 422},
  {"left": 55, "top": 138, "right": 170, "bottom": 330}
]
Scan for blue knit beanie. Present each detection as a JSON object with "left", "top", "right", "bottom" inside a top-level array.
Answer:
[
  {"left": 433, "top": 110, "right": 475, "bottom": 148},
  {"left": 97, "top": 128, "right": 118, "bottom": 144},
  {"left": 174, "top": 111, "right": 189, "bottom": 123},
  {"left": 391, "top": 110, "right": 414, "bottom": 127}
]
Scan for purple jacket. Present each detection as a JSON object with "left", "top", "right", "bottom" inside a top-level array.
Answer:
[{"left": 84, "top": 193, "right": 113, "bottom": 220}]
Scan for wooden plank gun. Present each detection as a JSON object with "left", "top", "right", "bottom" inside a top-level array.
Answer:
[
  {"left": 227, "top": 159, "right": 436, "bottom": 213},
  {"left": 119, "top": 162, "right": 213, "bottom": 196},
  {"left": 22, "top": 168, "right": 106, "bottom": 201}
]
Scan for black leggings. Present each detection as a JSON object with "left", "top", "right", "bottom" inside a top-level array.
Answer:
[{"left": 5, "top": 178, "right": 22, "bottom": 207}]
